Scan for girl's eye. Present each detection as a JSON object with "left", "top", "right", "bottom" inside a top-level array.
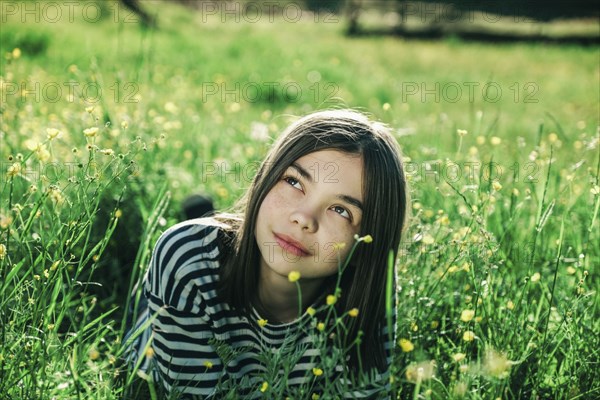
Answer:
[
  {"left": 283, "top": 176, "right": 302, "bottom": 190},
  {"left": 331, "top": 205, "right": 351, "bottom": 221}
]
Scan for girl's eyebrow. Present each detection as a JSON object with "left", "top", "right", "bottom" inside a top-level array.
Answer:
[
  {"left": 290, "top": 162, "right": 364, "bottom": 212},
  {"left": 290, "top": 162, "right": 312, "bottom": 181},
  {"left": 339, "top": 194, "right": 363, "bottom": 212}
]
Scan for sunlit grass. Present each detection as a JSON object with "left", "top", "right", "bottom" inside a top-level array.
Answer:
[{"left": 0, "top": 1, "right": 598, "bottom": 399}]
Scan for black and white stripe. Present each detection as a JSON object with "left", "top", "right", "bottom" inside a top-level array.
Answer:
[{"left": 124, "top": 218, "right": 393, "bottom": 398}]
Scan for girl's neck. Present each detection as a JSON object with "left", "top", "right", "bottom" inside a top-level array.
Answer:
[{"left": 256, "top": 269, "right": 323, "bottom": 324}]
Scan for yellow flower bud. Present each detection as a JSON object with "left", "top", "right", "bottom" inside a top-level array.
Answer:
[
  {"left": 460, "top": 309, "right": 475, "bottom": 322},
  {"left": 288, "top": 271, "right": 301, "bottom": 283},
  {"left": 326, "top": 295, "right": 337, "bottom": 306},
  {"left": 399, "top": 338, "right": 414, "bottom": 352},
  {"left": 463, "top": 330, "right": 476, "bottom": 342},
  {"left": 260, "top": 382, "right": 268, "bottom": 392}
]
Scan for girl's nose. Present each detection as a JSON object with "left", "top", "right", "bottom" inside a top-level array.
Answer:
[{"left": 289, "top": 206, "right": 318, "bottom": 233}]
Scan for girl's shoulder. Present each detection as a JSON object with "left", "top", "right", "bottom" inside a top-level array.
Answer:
[
  {"left": 157, "top": 216, "right": 230, "bottom": 245},
  {"left": 154, "top": 214, "right": 240, "bottom": 258}
]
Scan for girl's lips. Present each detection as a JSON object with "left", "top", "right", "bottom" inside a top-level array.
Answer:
[{"left": 274, "top": 233, "right": 310, "bottom": 257}]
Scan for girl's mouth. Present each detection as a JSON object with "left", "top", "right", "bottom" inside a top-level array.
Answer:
[{"left": 274, "top": 233, "right": 310, "bottom": 257}]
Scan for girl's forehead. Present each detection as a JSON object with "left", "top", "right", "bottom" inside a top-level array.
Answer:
[{"left": 292, "top": 149, "right": 362, "bottom": 164}]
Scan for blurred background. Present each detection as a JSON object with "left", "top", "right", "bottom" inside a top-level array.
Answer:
[{"left": 1, "top": 1, "right": 599, "bottom": 399}]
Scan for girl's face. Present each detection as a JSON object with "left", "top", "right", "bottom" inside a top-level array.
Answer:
[{"left": 255, "top": 149, "right": 364, "bottom": 283}]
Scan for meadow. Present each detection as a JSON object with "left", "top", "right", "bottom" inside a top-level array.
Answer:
[{"left": 0, "top": 1, "right": 598, "bottom": 399}]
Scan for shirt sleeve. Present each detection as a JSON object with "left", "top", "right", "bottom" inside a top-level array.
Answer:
[{"left": 122, "top": 220, "right": 225, "bottom": 396}]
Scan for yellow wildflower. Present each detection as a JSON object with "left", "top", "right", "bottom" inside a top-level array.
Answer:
[
  {"left": 348, "top": 308, "right": 359, "bottom": 318},
  {"left": 288, "top": 271, "right": 301, "bottom": 283},
  {"left": 460, "top": 309, "right": 475, "bottom": 322},
  {"left": 492, "top": 181, "right": 502, "bottom": 191},
  {"left": 6, "top": 163, "right": 21, "bottom": 178},
  {"left": 0, "top": 243, "right": 6, "bottom": 259},
  {"left": 260, "top": 381, "right": 268, "bottom": 392},
  {"left": 46, "top": 128, "right": 61, "bottom": 140},
  {"left": 333, "top": 242, "right": 346, "bottom": 250},
  {"left": 362, "top": 235, "right": 373, "bottom": 243},
  {"left": 452, "top": 353, "right": 466, "bottom": 362},
  {"left": 438, "top": 215, "right": 449, "bottom": 225},
  {"left": 312, "top": 367, "right": 324, "bottom": 376},
  {"left": 530, "top": 272, "right": 541, "bottom": 282},
  {"left": 421, "top": 234, "right": 435, "bottom": 245},
  {"left": 463, "top": 330, "right": 476, "bottom": 342},
  {"left": 306, "top": 307, "right": 316, "bottom": 317},
  {"left": 203, "top": 360, "right": 213, "bottom": 369},
  {"left": 88, "top": 348, "right": 100, "bottom": 361},
  {"left": 311, "top": 394, "right": 320, "bottom": 400},
  {"left": 326, "top": 295, "right": 337, "bottom": 306},
  {"left": 484, "top": 348, "right": 512, "bottom": 378},
  {"left": 316, "top": 322, "right": 325, "bottom": 331},
  {"left": 457, "top": 129, "right": 468, "bottom": 136},
  {"left": 257, "top": 319, "right": 268, "bottom": 328},
  {"left": 399, "top": 338, "right": 414, "bottom": 352},
  {"left": 145, "top": 347, "right": 155, "bottom": 358},
  {"left": 83, "top": 127, "right": 99, "bottom": 137},
  {"left": 405, "top": 360, "right": 436, "bottom": 383}
]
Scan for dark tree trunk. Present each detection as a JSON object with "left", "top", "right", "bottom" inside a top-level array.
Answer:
[{"left": 121, "top": 0, "right": 157, "bottom": 27}]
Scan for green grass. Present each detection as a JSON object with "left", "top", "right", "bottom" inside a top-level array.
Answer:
[{"left": 0, "top": 1, "right": 598, "bottom": 399}]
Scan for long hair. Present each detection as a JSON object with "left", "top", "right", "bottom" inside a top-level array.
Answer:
[{"left": 216, "top": 109, "right": 408, "bottom": 373}]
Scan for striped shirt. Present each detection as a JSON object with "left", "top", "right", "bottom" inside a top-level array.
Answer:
[{"left": 124, "top": 218, "right": 394, "bottom": 399}]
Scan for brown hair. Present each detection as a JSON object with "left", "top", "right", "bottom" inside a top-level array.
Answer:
[{"left": 217, "top": 109, "right": 408, "bottom": 373}]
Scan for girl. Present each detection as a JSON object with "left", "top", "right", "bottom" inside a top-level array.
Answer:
[{"left": 124, "top": 109, "right": 408, "bottom": 399}]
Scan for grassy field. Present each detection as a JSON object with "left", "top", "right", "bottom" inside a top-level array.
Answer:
[{"left": 1, "top": 1, "right": 598, "bottom": 399}]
